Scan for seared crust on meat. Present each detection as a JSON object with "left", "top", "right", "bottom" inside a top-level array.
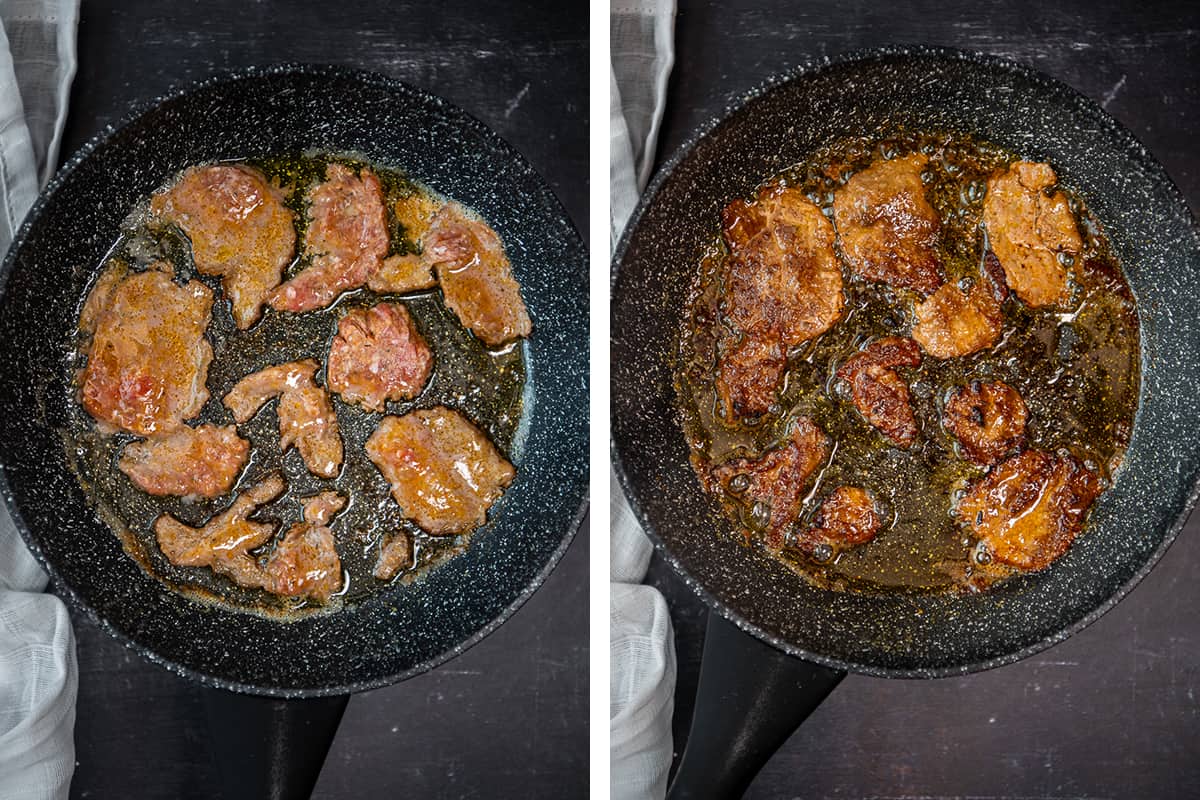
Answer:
[
  {"left": 715, "top": 331, "right": 787, "bottom": 419},
  {"left": 710, "top": 418, "right": 830, "bottom": 549},
  {"left": 983, "top": 161, "right": 1082, "bottom": 308},
  {"left": 833, "top": 154, "right": 943, "bottom": 295},
  {"left": 956, "top": 450, "right": 1101, "bottom": 571},
  {"left": 836, "top": 337, "right": 922, "bottom": 447},
  {"left": 911, "top": 280, "right": 1004, "bottom": 359},
  {"left": 118, "top": 424, "right": 249, "bottom": 498},
  {"left": 795, "top": 486, "right": 881, "bottom": 555},
  {"left": 943, "top": 381, "right": 1028, "bottom": 466}
]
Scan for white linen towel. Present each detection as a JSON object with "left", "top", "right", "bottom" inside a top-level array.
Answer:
[
  {"left": 610, "top": 2, "right": 678, "bottom": 799},
  {"left": 0, "top": 2, "right": 80, "bottom": 798}
]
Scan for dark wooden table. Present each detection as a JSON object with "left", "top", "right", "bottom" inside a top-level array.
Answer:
[
  {"left": 645, "top": 2, "right": 1200, "bottom": 798},
  {"left": 58, "top": 3, "right": 588, "bottom": 798}
]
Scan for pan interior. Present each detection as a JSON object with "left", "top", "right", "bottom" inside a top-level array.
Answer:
[
  {"left": 612, "top": 48, "right": 1200, "bottom": 676},
  {"left": 0, "top": 65, "right": 587, "bottom": 695}
]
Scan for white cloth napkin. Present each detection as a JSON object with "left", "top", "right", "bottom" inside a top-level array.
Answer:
[
  {"left": 0, "top": 1, "right": 80, "bottom": 797},
  {"left": 610, "top": 3, "right": 677, "bottom": 799}
]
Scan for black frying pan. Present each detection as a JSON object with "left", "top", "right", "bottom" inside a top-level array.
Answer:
[
  {"left": 612, "top": 46, "right": 1200, "bottom": 798},
  {"left": 0, "top": 65, "right": 587, "bottom": 797}
]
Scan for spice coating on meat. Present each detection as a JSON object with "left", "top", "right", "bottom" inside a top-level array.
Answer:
[
  {"left": 710, "top": 417, "right": 831, "bottom": 549},
  {"left": 80, "top": 263, "right": 213, "bottom": 436},
  {"left": 266, "top": 492, "right": 346, "bottom": 602},
  {"left": 796, "top": 486, "right": 881, "bottom": 556},
  {"left": 425, "top": 203, "right": 532, "bottom": 346},
  {"left": 365, "top": 407, "right": 515, "bottom": 535},
  {"left": 118, "top": 424, "right": 249, "bottom": 498},
  {"left": 715, "top": 185, "right": 844, "bottom": 420},
  {"left": 956, "top": 450, "right": 1102, "bottom": 571},
  {"left": 983, "top": 161, "right": 1083, "bottom": 308},
  {"left": 373, "top": 531, "right": 414, "bottom": 581},
  {"left": 833, "top": 154, "right": 943, "bottom": 295},
  {"left": 223, "top": 360, "right": 343, "bottom": 478},
  {"left": 943, "top": 381, "right": 1028, "bottom": 466},
  {"left": 269, "top": 163, "right": 390, "bottom": 313},
  {"left": 836, "top": 337, "right": 922, "bottom": 447},
  {"left": 911, "top": 280, "right": 1004, "bottom": 359},
  {"left": 327, "top": 302, "right": 433, "bottom": 412},
  {"left": 154, "top": 474, "right": 286, "bottom": 590},
  {"left": 368, "top": 253, "right": 436, "bottom": 294},
  {"left": 150, "top": 164, "right": 295, "bottom": 329}
]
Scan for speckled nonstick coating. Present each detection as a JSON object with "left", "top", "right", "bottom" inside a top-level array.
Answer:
[
  {"left": 0, "top": 64, "right": 587, "bottom": 697},
  {"left": 612, "top": 46, "right": 1200, "bottom": 678}
]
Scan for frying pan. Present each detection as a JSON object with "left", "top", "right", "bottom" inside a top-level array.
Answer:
[
  {"left": 0, "top": 65, "right": 587, "bottom": 797},
  {"left": 611, "top": 46, "right": 1200, "bottom": 798}
]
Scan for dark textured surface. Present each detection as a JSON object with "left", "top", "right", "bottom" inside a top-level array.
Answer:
[
  {"left": 630, "top": 3, "right": 1200, "bottom": 797},
  {"left": 8, "top": 3, "right": 588, "bottom": 797}
]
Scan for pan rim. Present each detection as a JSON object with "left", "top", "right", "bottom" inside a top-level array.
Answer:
[
  {"left": 0, "top": 61, "right": 589, "bottom": 698},
  {"left": 610, "top": 43, "right": 1200, "bottom": 680}
]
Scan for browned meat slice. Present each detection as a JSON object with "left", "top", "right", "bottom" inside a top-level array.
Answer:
[
  {"left": 715, "top": 331, "right": 786, "bottom": 419},
  {"left": 269, "top": 163, "right": 389, "bottom": 313},
  {"left": 425, "top": 203, "right": 531, "bottom": 346},
  {"left": 956, "top": 450, "right": 1102, "bottom": 571},
  {"left": 722, "top": 185, "right": 844, "bottom": 346},
  {"left": 833, "top": 154, "right": 943, "bottom": 295},
  {"left": 155, "top": 474, "right": 286, "bottom": 589},
  {"left": 150, "top": 164, "right": 295, "bottom": 329},
  {"left": 223, "top": 360, "right": 343, "bottom": 478},
  {"left": 80, "top": 263, "right": 213, "bottom": 436},
  {"left": 796, "top": 486, "right": 881, "bottom": 557},
  {"left": 943, "top": 381, "right": 1028, "bottom": 465},
  {"left": 367, "top": 253, "right": 437, "bottom": 294},
  {"left": 710, "top": 417, "right": 830, "bottom": 549},
  {"left": 911, "top": 281, "right": 1003, "bottom": 359},
  {"left": 118, "top": 424, "right": 249, "bottom": 498},
  {"left": 982, "top": 161, "right": 1083, "bottom": 307},
  {"left": 715, "top": 185, "right": 844, "bottom": 420},
  {"left": 373, "top": 531, "right": 414, "bottom": 581},
  {"left": 326, "top": 302, "right": 433, "bottom": 412},
  {"left": 836, "top": 337, "right": 922, "bottom": 447},
  {"left": 365, "top": 407, "right": 515, "bottom": 535},
  {"left": 265, "top": 492, "right": 346, "bottom": 602}
]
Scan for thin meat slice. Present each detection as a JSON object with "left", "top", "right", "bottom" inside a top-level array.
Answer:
[
  {"left": 394, "top": 192, "right": 442, "bottom": 243},
  {"left": 327, "top": 302, "right": 433, "bottom": 412},
  {"left": 833, "top": 154, "right": 943, "bottom": 295},
  {"left": 716, "top": 185, "right": 844, "bottom": 419},
  {"left": 956, "top": 450, "right": 1102, "bottom": 571},
  {"left": 942, "top": 380, "right": 1028, "bottom": 466},
  {"left": 266, "top": 492, "right": 345, "bottom": 602},
  {"left": 715, "top": 331, "right": 787, "bottom": 419},
  {"left": 836, "top": 337, "right": 922, "bottom": 447},
  {"left": 150, "top": 164, "right": 295, "bottom": 329},
  {"left": 795, "top": 486, "right": 881, "bottom": 557},
  {"left": 155, "top": 474, "right": 286, "bottom": 590},
  {"left": 269, "top": 163, "right": 389, "bottom": 313},
  {"left": 911, "top": 280, "right": 1003, "bottom": 359},
  {"left": 373, "top": 531, "right": 414, "bottom": 581},
  {"left": 118, "top": 424, "right": 249, "bottom": 498},
  {"left": 223, "top": 360, "right": 343, "bottom": 478},
  {"left": 425, "top": 203, "right": 532, "bottom": 347},
  {"left": 710, "top": 417, "right": 831, "bottom": 549},
  {"left": 80, "top": 262, "right": 213, "bottom": 436},
  {"left": 982, "top": 161, "right": 1083, "bottom": 307},
  {"left": 365, "top": 407, "right": 515, "bottom": 535},
  {"left": 367, "top": 253, "right": 436, "bottom": 294}
]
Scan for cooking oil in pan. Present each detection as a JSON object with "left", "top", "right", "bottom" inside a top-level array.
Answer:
[
  {"left": 63, "top": 152, "right": 527, "bottom": 619},
  {"left": 676, "top": 131, "right": 1140, "bottom": 595}
]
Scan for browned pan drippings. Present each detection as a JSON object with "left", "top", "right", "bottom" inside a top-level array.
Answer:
[
  {"left": 63, "top": 152, "right": 527, "bottom": 618},
  {"left": 677, "top": 131, "right": 1139, "bottom": 594}
]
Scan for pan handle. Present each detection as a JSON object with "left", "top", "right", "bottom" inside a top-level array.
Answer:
[
  {"left": 203, "top": 689, "right": 349, "bottom": 800},
  {"left": 667, "top": 612, "right": 845, "bottom": 800}
]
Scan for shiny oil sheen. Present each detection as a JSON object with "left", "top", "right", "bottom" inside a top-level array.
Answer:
[
  {"left": 677, "top": 131, "right": 1140, "bottom": 595},
  {"left": 64, "top": 152, "right": 526, "bottom": 618}
]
